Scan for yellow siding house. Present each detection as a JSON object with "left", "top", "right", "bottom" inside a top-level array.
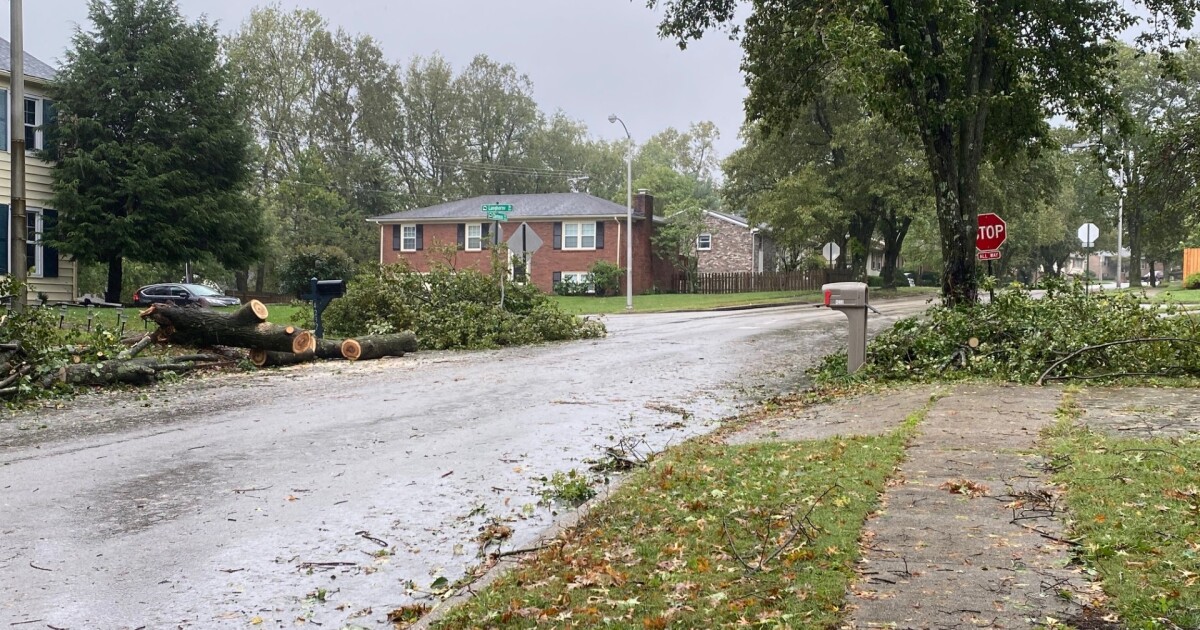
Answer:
[{"left": 0, "top": 38, "right": 76, "bottom": 303}]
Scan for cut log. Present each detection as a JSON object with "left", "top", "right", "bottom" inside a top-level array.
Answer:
[
  {"left": 141, "top": 302, "right": 301, "bottom": 352},
  {"left": 291, "top": 330, "right": 344, "bottom": 359},
  {"left": 341, "top": 332, "right": 417, "bottom": 361},
  {"left": 118, "top": 333, "right": 155, "bottom": 360},
  {"left": 229, "top": 300, "right": 270, "bottom": 326},
  {"left": 45, "top": 355, "right": 228, "bottom": 387},
  {"left": 249, "top": 349, "right": 316, "bottom": 368}
]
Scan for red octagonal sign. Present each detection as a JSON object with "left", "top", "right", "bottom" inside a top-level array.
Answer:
[{"left": 977, "top": 213, "right": 1007, "bottom": 251}]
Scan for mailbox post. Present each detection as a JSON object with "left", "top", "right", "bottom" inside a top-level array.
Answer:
[
  {"left": 303, "top": 277, "right": 346, "bottom": 339},
  {"left": 821, "top": 281, "right": 870, "bottom": 374}
]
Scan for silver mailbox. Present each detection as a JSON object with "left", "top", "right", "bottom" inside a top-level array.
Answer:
[
  {"left": 823, "top": 282, "right": 869, "bottom": 308},
  {"left": 821, "top": 281, "right": 870, "bottom": 373}
]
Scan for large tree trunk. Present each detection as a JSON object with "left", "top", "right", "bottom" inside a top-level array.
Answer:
[
  {"left": 106, "top": 255, "right": 123, "bottom": 305},
  {"left": 1127, "top": 216, "right": 1143, "bottom": 288},
  {"left": 848, "top": 205, "right": 878, "bottom": 280},
  {"left": 341, "top": 332, "right": 418, "bottom": 361},
  {"left": 291, "top": 330, "right": 345, "bottom": 358},
  {"left": 46, "top": 355, "right": 226, "bottom": 387},
  {"left": 879, "top": 210, "right": 913, "bottom": 289},
  {"left": 141, "top": 301, "right": 303, "bottom": 352},
  {"left": 926, "top": 128, "right": 981, "bottom": 307},
  {"left": 249, "top": 349, "right": 315, "bottom": 368}
]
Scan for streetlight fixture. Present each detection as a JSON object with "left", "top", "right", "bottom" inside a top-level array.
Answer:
[{"left": 609, "top": 114, "right": 634, "bottom": 311}]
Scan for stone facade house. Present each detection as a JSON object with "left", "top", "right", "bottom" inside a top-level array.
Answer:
[
  {"left": 695, "top": 210, "right": 777, "bottom": 273},
  {"left": 368, "top": 191, "right": 674, "bottom": 294}
]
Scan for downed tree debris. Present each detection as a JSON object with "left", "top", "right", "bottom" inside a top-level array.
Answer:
[
  {"left": 248, "top": 349, "right": 315, "bottom": 368},
  {"left": 340, "top": 332, "right": 416, "bottom": 361},
  {"left": 291, "top": 330, "right": 343, "bottom": 359},
  {"left": 42, "top": 354, "right": 228, "bottom": 387},
  {"left": 140, "top": 300, "right": 302, "bottom": 352}
]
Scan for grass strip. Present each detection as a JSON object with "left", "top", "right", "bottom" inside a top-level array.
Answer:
[
  {"left": 433, "top": 412, "right": 925, "bottom": 629},
  {"left": 1042, "top": 398, "right": 1200, "bottom": 628}
]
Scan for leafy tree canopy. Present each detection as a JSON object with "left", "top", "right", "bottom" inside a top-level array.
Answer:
[{"left": 48, "top": 0, "right": 263, "bottom": 302}]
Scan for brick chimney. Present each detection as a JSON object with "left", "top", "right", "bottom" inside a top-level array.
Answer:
[{"left": 633, "top": 189, "right": 654, "bottom": 221}]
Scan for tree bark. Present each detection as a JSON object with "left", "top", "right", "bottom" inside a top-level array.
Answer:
[
  {"left": 291, "top": 330, "right": 344, "bottom": 359},
  {"left": 249, "top": 349, "right": 315, "bottom": 368},
  {"left": 105, "top": 255, "right": 123, "bottom": 305},
  {"left": 1128, "top": 216, "right": 1143, "bottom": 287},
  {"left": 47, "top": 355, "right": 226, "bottom": 387},
  {"left": 141, "top": 301, "right": 301, "bottom": 352},
  {"left": 340, "top": 332, "right": 417, "bottom": 361},
  {"left": 879, "top": 211, "right": 913, "bottom": 289}
]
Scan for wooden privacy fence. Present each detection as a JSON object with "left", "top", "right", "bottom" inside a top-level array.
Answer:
[
  {"left": 1185, "top": 248, "right": 1200, "bottom": 279},
  {"left": 675, "top": 269, "right": 857, "bottom": 294}
]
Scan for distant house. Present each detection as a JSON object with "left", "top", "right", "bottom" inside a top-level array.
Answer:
[
  {"left": 0, "top": 38, "right": 76, "bottom": 302},
  {"left": 368, "top": 191, "right": 674, "bottom": 294},
  {"left": 695, "top": 210, "right": 777, "bottom": 273}
]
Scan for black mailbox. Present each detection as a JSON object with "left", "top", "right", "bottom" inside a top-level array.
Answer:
[
  {"left": 314, "top": 279, "right": 346, "bottom": 298},
  {"left": 304, "top": 277, "right": 347, "bottom": 339}
]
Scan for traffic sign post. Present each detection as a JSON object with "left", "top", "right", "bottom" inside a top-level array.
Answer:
[
  {"left": 821, "top": 242, "right": 841, "bottom": 264},
  {"left": 977, "top": 213, "right": 1007, "bottom": 303},
  {"left": 482, "top": 203, "right": 513, "bottom": 222},
  {"left": 505, "top": 223, "right": 543, "bottom": 284},
  {"left": 1077, "top": 223, "right": 1100, "bottom": 292}
]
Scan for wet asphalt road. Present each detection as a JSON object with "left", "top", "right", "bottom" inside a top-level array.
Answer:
[{"left": 0, "top": 298, "right": 930, "bottom": 629}]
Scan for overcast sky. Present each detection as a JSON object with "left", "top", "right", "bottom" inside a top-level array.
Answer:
[{"left": 4, "top": 0, "right": 750, "bottom": 158}]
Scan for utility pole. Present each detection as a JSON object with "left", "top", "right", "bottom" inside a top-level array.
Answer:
[{"left": 9, "top": 0, "right": 27, "bottom": 311}]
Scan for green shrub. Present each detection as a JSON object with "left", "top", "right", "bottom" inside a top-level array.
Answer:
[
  {"left": 588, "top": 261, "right": 623, "bottom": 297},
  {"left": 813, "top": 277, "right": 1200, "bottom": 384},
  {"left": 553, "top": 277, "right": 591, "bottom": 296},
  {"left": 278, "top": 246, "right": 357, "bottom": 297},
  {"left": 1185, "top": 273, "right": 1200, "bottom": 290},
  {"left": 322, "top": 262, "right": 605, "bottom": 350}
]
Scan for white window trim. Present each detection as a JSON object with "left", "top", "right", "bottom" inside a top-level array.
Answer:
[
  {"left": 24, "top": 95, "right": 43, "bottom": 153},
  {"left": 697, "top": 233, "right": 712, "bottom": 251},
  {"left": 466, "top": 223, "right": 483, "bottom": 251},
  {"left": 560, "top": 271, "right": 594, "bottom": 293},
  {"left": 26, "top": 208, "right": 43, "bottom": 278},
  {"left": 401, "top": 224, "right": 418, "bottom": 252},
  {"left": 562, "top": 222, "right": 596, "bottom": 251}
]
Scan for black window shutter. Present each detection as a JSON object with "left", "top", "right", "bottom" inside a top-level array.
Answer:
[
  {"left": 457, "top": 223, "right": 465, "bottom": 250},
  {"left": 0, "top": 204, "right": 8, "bottom": 274},
  {"left": 552, "top": 222, "right": 562, "bottom": 250},
  {"left": 415, "top": 225, "right": 424, "bottom": 251},
  {"left": 595, "top": 221, "right": 605, "bottom": 249},
  {"left": 42, "top": 209, "right": 58, "bottom": 278},
  {"left": 481, "top": 222, "right": 491, "bottom": 248},
  {"left": 42, "top": 99, "right": 57, "bottom": 159},
  {"left": 392, "top": 225, "right": 401, "bottom": 250},
  {"left": 552, "top": 271, "right": 562, "bottom": 284}
]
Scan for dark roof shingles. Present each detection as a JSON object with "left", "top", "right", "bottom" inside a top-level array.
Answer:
[
  {"left": 370, "top": 193, "right": 640, "bottom": 221},
  {"left": 0, "top": 37, "right": 55, "bottom": 81}
]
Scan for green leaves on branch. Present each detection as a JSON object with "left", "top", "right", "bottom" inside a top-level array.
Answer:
[
  {"left": 320, "top": 263, "right": 605, "bottom": 350},
  {"left": 814, "top": 279, "right": 1200, "bottom": 384}
]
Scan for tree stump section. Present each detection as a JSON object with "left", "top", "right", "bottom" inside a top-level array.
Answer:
[
  {"left": 45, "top": 355, "right": 227, "bottom": 387},
  {"left": 291, "top": 331, "right": 344, "bottom": 359},
  {"left": 341, "top": 332, "right": 417, "bottom": 361},
  {"left": 141, "top": 301, "right": 301, "bottom": 352},
  {"left": 249, "top": 349, "right": 316, "bottom": 368}
]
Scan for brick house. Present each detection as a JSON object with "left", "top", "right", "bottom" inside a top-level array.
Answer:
[
  {"left": 368, "top": 191, "right": 673, "bottom": 294},
  {"left": 695, "top": 210, "right": 777, "bottom": 273}
]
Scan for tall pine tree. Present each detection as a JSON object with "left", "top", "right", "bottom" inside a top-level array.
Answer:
[{"left": 46, "top": 0, "right": 264, "bottom": 302}]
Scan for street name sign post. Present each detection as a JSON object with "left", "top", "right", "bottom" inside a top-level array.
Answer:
[{"left": 977, "top": 213, "right": 1008, "bottom": 302}]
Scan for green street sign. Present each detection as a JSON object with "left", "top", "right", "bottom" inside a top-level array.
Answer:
[{"left": 482, "top": 203, "right": 513, "bottom": 213}]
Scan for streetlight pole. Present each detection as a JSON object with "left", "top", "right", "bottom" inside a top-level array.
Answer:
[{"left": 609, "top": 114, "right": 633, "bottom": 311}]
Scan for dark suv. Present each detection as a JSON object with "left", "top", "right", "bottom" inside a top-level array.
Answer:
[{"left": 132, "top": 283, "right": 241, "bottom": 307}]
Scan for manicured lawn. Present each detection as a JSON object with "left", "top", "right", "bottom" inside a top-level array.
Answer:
[
  {"left": 551, "top": 290, "right": 821, "bottom": 315},
  {"left": 50, "top": 301, "right": 311, "bottom": 333},
  {"left": 1043, "top": 400, "right": 1200, "bottom": 627},
  {"left": 432, "top": 411, "right": 925, "bottom": 629},
  {"left": 1153, "top": 288, "right": 1200, "bottom": 304}
]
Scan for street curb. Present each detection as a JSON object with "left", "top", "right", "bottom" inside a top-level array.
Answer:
[{"left": 411, "top": 475, "right": 635, "bottom": 629}]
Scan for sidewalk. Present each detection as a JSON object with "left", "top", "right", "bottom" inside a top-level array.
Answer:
[{"left": 726, "top": 384, "right": 1193, "bottom": 629}]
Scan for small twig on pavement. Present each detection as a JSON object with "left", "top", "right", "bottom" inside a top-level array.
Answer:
[
  {"left": 28, "top": 561, "right": 51, "bottom": 572},
  {"left": 356, "top": 530, "right": 388, "bottom": 547}
]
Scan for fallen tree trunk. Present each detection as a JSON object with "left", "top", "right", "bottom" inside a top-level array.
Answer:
[
  {"left": 341, "top": 332, "right": 417, "bottom": 361},
  {"left": 141, "top": 301, "right": 302, "bottom": 352},
  {"left": 43, "top": 355, "right": 228, "bottom": 387},
  {"left": 292, "top": 331, "right": 344, "bottom": 359},
  {"left": 249, "top": 349, "right": 316, "bottom": 368}
]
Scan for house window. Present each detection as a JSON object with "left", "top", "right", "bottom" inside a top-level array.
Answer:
[
  {"left": 25, "top": 209, "right": 42, "bottom": 278},
  {"left": 871, "top": 253, "right": 882, "bottom": 272},
  {"left": 401, "top": 225, "right": 417, "bottom": 252},
  {"left": 24, "top": 97, "right": 41, "bottom": 151},
  {"left": 563, "top": 222, "right": 596, "bottom": 250},
  {"left": 561, "top": 271, "right": 593, "bottom": 292},
  {"left": 697, "top": 233, "right": 712, "bottom": 251},
  {"left": 466, "top": 223, "right": 483, "bottom": 251}
]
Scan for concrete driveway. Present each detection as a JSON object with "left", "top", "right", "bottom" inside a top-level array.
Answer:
[{"left": 0, "top": 297, "right": 931, "bottom": 628}]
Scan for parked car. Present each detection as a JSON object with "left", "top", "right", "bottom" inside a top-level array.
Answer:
[
  {"left": 1142, "top": 270, "right": 1165, "bottom": 283},
  {"left": 131, "top": 283, "right": 241, "bottom": 307}
]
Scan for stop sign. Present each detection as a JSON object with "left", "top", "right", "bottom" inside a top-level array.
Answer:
[{"left": 977, "top": 213, "right": 1007, "bottom": 251}]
